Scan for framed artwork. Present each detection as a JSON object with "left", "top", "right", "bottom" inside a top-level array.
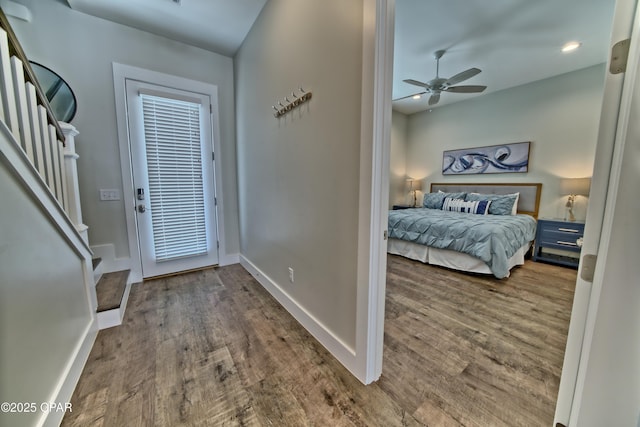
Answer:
[{"left": 442, "top": 141, "right": 530, "bottom": 175}]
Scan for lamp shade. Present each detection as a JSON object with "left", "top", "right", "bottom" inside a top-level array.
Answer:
[
  {"left": 560, "top": 177, "right": 591, "bottom": 196},
  {"left": 407, "top": 178, "right": 422, "bottom": 192}
]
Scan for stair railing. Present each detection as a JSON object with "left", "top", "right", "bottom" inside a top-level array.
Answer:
[{"left": 0, "top": 8, "right": 87, "bottom": 241}]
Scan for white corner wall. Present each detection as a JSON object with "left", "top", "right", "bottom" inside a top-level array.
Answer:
[
  {"left": 389, "top": 110, "right": 407, "bottom": 208},
  {"left": 399, "top": 65, "right": 606, "bottom": 219},
  {"left": 572, "top": 97, "right": 640, "bottom": 425},
  {"left": 0, "top": 129, "right": 96, "bottom": 427},
  {"left": 569, "top": 0, "right": 640, "bottom": 420},
  {"left": 235, "top": 0, "right": 366, "bottom": 364},
  {"left": 8, "top": 0, "right": 240, "bottom": 261}
]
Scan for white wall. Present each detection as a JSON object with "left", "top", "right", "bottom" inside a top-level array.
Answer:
[
  {"left": 0, "top": 144, "right": 94, "bottom": 427},
  {"left": 8, "top": 0, "right": 240, "bottom": 260},
  {"left": 396, "top": 64, "right": 605, "bottom": 220},
  {"left": 389, "top": 110, "right": 407, "bottom": 208},
  {"left": 574, "top": 113, "right": 640, "bottom": 425},
  {"left": 235, "top": 0, "right": 365, "bottom": 352},
  {"left": 571, "top": 6, "right": 640, "bottom": 421}
]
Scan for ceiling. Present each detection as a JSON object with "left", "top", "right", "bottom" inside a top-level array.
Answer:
[
  {"left": 393, "top": 0, "right": 616, "bottom": 114},
  {"left": 65, "top": 0, "right": 268, "bottom": 56},
  {"left": 63, "top": 0, "right": 615, "bottom": 115}
]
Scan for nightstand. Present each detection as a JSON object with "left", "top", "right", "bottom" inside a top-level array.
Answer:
[
  {"left": 392, "top": 205, "right": 414, "bottom": 210},
  {"left": 532, "top": 218, "right": 585, "bottom": 268}
]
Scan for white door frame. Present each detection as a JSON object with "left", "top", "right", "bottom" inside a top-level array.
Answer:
[
  {"left": 113, "top": 63, "right": 227, "bottom": 283},
  {"left": 125, "top": 80, "right": 219, "bottom": 278},
  {"left": 355, "top": 0, "right": 395, "bottom": 383}
]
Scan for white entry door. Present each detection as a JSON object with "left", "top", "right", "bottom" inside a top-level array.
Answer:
[{"left": 125, "top": 79, "right": 219, "bottom": 278}]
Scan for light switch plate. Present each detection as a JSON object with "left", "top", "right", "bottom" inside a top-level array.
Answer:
[{"left": 99, "top": 189, "right": 121, "bottom": 201}]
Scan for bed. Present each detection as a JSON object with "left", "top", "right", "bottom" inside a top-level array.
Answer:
[{"left": 387, "top": 183, "right": 542, "bottom": 278}]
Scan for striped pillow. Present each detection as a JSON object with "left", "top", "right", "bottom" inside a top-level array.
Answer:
[
  {"left": 422, "top": 191, "right": 467, "bottom": 209},
  {"left": 465, "top": 192, "right": 519, "bottom": 215},
  {"left": 442, "top": 197, "right": 491, "bottom": 215}
]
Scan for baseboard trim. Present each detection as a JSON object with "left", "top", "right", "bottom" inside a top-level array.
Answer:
[
  {"left": 91, "top": 245, "right": 239, "bottom": 283},
  {"left": 219, "top": 252, "right": 239, "bottom": 266},
  {"left": 41, "top": 318, "right": 98, "bottom": 427},
  {"left": 239, "top": 255, "right": 357, "bottom": 375}
]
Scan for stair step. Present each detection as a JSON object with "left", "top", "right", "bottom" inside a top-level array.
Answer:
[
  {"left": 92, "top": 257, "right": 104, "bottom": 284},
  {"left": 96, "top": 270, "right": 129, "bottom": 312}
]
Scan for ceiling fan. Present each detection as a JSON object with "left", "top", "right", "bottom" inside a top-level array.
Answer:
[{"left": 395, "top": 49, "right": 487, "bottom": 106}]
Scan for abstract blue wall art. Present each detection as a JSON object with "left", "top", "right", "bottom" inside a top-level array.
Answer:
[{"left": 442, "top": 141, "right": 531, "bottom": 175}]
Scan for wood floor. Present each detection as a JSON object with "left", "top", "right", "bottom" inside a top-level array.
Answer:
[{"left": 62, "top": 256, "right": 576, "bottom": 426}]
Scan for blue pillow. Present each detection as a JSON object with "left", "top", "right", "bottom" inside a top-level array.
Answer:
[
  {"left": 423, "top": 192, "right": 445, "bottom": 209},
  {"left": 423, "top": 191, "right": 467, "bottom": 209},
  {"left": 465, "top": 193, "right": 518, "bottom": 215}
]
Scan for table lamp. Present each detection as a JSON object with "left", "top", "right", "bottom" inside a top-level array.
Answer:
[{"left": 560, "top": 177, "right": 591, "bottom": 221}]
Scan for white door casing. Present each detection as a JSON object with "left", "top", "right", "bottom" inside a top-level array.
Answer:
[
  {"left": 125, "top": 80, "right": 218, "bottom": 278},
  {"left": 113, "top": 63, "right": 226, "bottom": 283}
]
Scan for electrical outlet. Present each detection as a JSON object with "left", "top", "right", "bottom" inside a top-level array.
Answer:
[
  {"left": 288, "top": 267, "right": 294, "bottom": 283},
  {"left": 99, "top": 189, "right": 121, "bottom": 201}
]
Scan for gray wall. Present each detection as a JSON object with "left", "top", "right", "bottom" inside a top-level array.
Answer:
[
  {"left": 235, "top": 0, "right": 364, "bottom": 348},
  {"left": 394, "top": 64, "right": 606, "bottom": 220},
  {"left": 9, "top": 0, "right": 240, "bottom": 260}
]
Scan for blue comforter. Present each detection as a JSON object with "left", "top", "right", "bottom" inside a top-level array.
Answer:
[{"left": 388, "top": 208, "right": 537, "bottom": 278}]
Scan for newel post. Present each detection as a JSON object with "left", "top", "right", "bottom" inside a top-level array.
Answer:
[{"left": 60, "top": 122, "right": 89, "bottom": 244}]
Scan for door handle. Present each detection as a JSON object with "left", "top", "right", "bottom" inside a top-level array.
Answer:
[{"left": 138, "top": 204, "right": 146, "bottom": 213}]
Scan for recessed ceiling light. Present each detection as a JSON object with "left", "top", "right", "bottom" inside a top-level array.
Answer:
[
  {"left": 412, "top": 94, "right": 421, "bottom": 100},
  {"left": 562, "top": 41, "right": 581, "bottom": 53}
]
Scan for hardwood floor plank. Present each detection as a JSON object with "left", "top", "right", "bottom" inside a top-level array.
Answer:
[
  {"left": 64, "top": 257, "right": 575, "bottom": 427},
  {"left": 414, "top": 398, "right": 462, "bottom": 427},
  {"left": 385, "top": 313, "right": 469, "bottom": 376},
  {"left": 62, "top": 388, "right": 108, "bottom": 427},
  {"left": 382, "top": 256, "right": 575, "bottom": 426},
  {"left": 249, "top": 374, "right": 311, "bottom": 426},
  {"left": 95, "top": 270, "right": 129, "bottom": 312}
]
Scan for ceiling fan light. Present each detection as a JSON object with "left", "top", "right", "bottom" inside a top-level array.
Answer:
[
  {"left": 412, "top": 94, "right": 421, "bottom": 100},
  {"left": 562, "top": 41, "right": 581, "bottom": 53}
]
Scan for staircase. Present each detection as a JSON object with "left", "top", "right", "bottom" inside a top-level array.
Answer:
[
  {"left": 93, "top": 257, "right": 133, "bottom": 329},
  {"left": 0, "top": 9, "right": 100, "bottom": 426}
]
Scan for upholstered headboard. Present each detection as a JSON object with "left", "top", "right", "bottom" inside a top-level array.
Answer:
[{"left": 430, "top": 182, "right": 542, "bottom": 218}]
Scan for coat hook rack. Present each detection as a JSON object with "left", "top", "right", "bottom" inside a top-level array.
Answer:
[{"left": 272, "top": 86, "right": 312, "bottom": 118}]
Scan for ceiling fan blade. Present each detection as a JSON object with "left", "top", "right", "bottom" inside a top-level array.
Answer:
[
  {"left": 393, "top": 91, "right": 427, "bottom": 101},
  {"left": 428, "top": 93, "right": 440, "bottom": 105},
  {"left": 403, "top": 78, "right": 431, "bottom": 88},
  {"left": 444, "top": 68, "right": 481, "bottom": 86},
  {"left": 445, "top": 85, "right": 487, "bottom": 93}
]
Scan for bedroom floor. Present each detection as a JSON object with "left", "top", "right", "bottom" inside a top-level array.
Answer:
[{"left": 62, "top": 257, "right": 576, "bottom": 426}]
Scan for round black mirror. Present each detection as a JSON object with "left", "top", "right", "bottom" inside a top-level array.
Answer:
[{"left": 29, "top": 62, "right": 77, "bottom": 123}]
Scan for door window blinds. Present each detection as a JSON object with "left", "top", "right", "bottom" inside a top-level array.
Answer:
[{"left": 141, "top": 94, "right": 208, "bottom": 262}]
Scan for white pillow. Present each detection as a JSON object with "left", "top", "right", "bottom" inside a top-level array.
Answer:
[{"left": 511, "top": 192, "right": 520, "bottom": 215}]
